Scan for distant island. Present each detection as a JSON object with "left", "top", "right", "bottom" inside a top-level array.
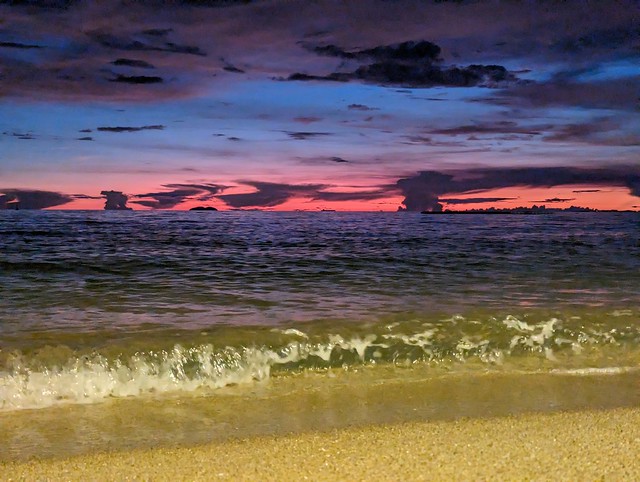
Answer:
[
  {"left": 421, "top": 205, "right": 637, "bottom": 215},
  {"left": 189, "top": 206, "right": 218, "bottom": 211}
]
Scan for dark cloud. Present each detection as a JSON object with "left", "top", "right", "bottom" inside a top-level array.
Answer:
[
  {"left": 440, "top": 197, "right": 517, "bottom": 205},
  {"left": 397, "top": 166, "right": 640, "bottom": 212},
  {"left": 88, "top": 31, "right": 207, "bottom": 56},
  {"left": 554, "top": 26, "right": 640, "bottom": 54},
  {"left": 227, "top": 136, "right": 242, "bottom": 141},
  {"left": 140, "top": 28, "right": 173, "bottom": 37},
  {"left": 293, "top": 116, "right": 322, "bottom": 124},
  {"left": 218, "top": 181, "right": 325, "bottom": 208},
  {"left": 426, "top": 118, "right": 639, "bottom": 146},
  {"left": 79, "top": 129, "right": 92, "bottom": 133},
  {"left": 218, "top": 181, "right": 393, "bottom": 208},
  {"left": 77, "top": 136, "right": 93, "bottom": 141},
  {"left": 3, "top": 0, "right": 77, "bottom": 8},
  {"left": 348, "top": 104, "right": 379, "bottom": 111},
  {"left": 308, "top": 40, "right": 442, "bottom": 62},
  {"left": 97, "top": 125, "right": 165, "bottom": 133},
  {"left": 72, "top": 194, "right": 102, "bottom": 200},
  {"left": 0, "top": 41, "right": 43, "bottom": 49},
  {"left": 109, "top": 74, "right": 163, "bottom": 84},
  {"left": 111, "top": 58, "right": 156, "bottom": 69},
  {"left": 286, "top": 131, "right": 331, "bottom": 140},
  {"left": 4, "top": 131, "right": 36, "bottom": 140},
  {"left": 543, "top": 123, "right": 605, "bottom": 143},
  {"left": 573, "top": 189, "right": 602, "bottom": 193},
  {"left": 0, "top": 189, "right": 73, "bottom": 209},
  {"left": 133, "top": 183, "right": 225, "bottom": 209},
  {"left": 163, "top": 183, "right": 225, "bottom": 198},
  {"left": 288, "top": 40, "right": 517, "bottom": 88},
  {"left": 223, "top": 64, "right": 245, "bottom": 74},
  {"left": 285, "top": 73, "right": 346, "bottom": 83},
  {"left": 543, "top": 119, "right": 640, "bottom": 146},
  {"left": 491, "top": 77, "right": 640, "bottom": 111},
  {"left": 533, "top": 197, "right": 575, "bottom": 203},
  {"left": 178, "top": 0, "right": 256, "bottom": 6},
  {"left": 133, "top": 188, "right": 204, "bottom": 209},
  {"left": 330, "top": 157, "right": 349, "bottom": 163},
  {"left": 351, "top": 62, "right": 515, "bottom": 88},
  {"left": 313, "top": 189, "right": 390, "bottom": 202},
  {"left": 101, "top": 190, "right": 131, "bottom": 210},
  {"left": 429, "top": 121, "right": 544, "bottom": 137}
]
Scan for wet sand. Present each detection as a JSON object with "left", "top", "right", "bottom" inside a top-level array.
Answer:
[{"left": 2, "top": 407, "right": 639, "bottom": 480}]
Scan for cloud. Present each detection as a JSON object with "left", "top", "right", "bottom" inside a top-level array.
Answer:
[
  {"left": 426, "top": 118, "right": 639, "bottom": 146},
  {"left": 88, "top": 31, "right": 207, "bottom": 57},
  {"left": 308, "top": 40, "right": 442, "bottom": 62},
  {"left": 133, "top": 183, "right": 225, "bottom": 209},
  {"left": 352, "top": 62, "right": 515, "bottom": 88},
  {"left": 293, "top": 116, "right": 322, "bottom": 124},
  {"left": 3, "top": 131, "right": 37, "bottom": 140},
  {"left": 140, "top": 28, "right": 173, "bottom": 37},
  {"left": 533, "top": 197, "right": 575, "bottom": 203},
  {"left": 348, "top": 104, "right": 378, "bottom": 111},
  {"left": 100, "top": 190, "right": 131, "bottom": 210},
  {"left": 553, "top": 25, "right": 640, "bottom": 54},
  {"left": 111, "top": 58, "right": 156, "bottom": 69},
  {"left": 287, "top": 40, "right": 518, "bottom": 88},
  {"left": 0, "top": 189, "right": 73, "bottom": 209},
  {"left": 0, "top": 41, "right": 43, "bottom": 49},
  {"left": 440, "top": 197, "right": 517, "bottom": 205},
  {"left": 397, "top": 166, "right": 640, "bottom": 212},
  {"left": 77, "top": 136, "right": 93, "bottom": 141},
  {"left": 285, "top": 131, "right": 331, "bottom": 140},
  {"left": 330, "top": 157, "right": 349, "bottom": 163},
  {"left": 72, "top": 194, "right": 102, "bottom": 200},
  {"left": 3, "top": 1, "right": 77, "bottom": 9},
  {"left": 178, "top": 0, "right": 258, "bottom": 6},
  {"left": 218, "top": 181, "right": 393, "bottom": 208},
  {"left": 313, "top": 189, "right": 390, "bottom": 202},
  {"left": 218, "top": 181, "right": 325, "bottom": 208},
  {"left": 223, "top": 64, "right": 245, "bottom": 73},
  {"left": 573, "top": 189, "right": 602, "bottom": 193},
  {"left": 429, "top": 121, "right": 545, "bottom": 137},
  {"left": 97, "top": 125, "right": 165, "bottom": 133},
  {"left": 109, "top": 74, "right": 164, "bottom": 84},
  {"left": 543, "top": 119, "right": 640, "bottom": 146},
  {"left": 490, "top": 77, "right": 640, "bottom": 111}
]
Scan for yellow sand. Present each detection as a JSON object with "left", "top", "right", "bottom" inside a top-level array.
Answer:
[{"left": 2, "top": 408, "right": 639, "bottom": 481}]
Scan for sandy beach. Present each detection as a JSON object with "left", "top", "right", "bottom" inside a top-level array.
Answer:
[{"left": 2, "top": 407, "right": 639, "bottom": 481}]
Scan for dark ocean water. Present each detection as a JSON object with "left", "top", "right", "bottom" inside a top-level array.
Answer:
[{"left": 1, "top": 211, "right": 639, "bottom": 413}]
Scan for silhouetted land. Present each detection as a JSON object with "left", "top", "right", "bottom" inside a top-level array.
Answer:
[
  {"left": 421, "top": 205, "right": 637, "bottom": 215},
  {"left": 189, "top": 206, "right": 218, "bottom": 211}
]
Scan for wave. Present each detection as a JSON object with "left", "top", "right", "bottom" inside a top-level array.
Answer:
[{"left": 1, "top": 313, "right": 639, "bottom": 411}]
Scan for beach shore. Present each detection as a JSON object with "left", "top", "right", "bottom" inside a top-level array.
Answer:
[{"left": 2, "top": 407, "right": 639, "bottom": 480}]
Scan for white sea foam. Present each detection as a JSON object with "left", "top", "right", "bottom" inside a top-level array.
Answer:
[
  {"left": 551, "top": 367, "right": 639, "bottom": 376},
  {"left": 0, "top": 334, "right": 391, "bottom": 411},
  {"left": 2, "top": 313, "right": 638, "bottom": 411}
]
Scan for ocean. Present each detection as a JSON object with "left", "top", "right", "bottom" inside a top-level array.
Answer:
[{"left": 1, "top": 211, "right": 639, "bottom": 460}]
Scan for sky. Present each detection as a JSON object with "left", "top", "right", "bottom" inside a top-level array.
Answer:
[{"left": 0, "top": 0, "right": 639, "bottom": 212}]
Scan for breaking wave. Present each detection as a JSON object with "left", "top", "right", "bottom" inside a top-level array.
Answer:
[{"left": 1, "top": 313, "right": 639, "bottom": 411}]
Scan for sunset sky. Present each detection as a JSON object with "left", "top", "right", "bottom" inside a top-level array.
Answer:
[{"left": 1, "top": 0, "right": 639, "bottom": 211}]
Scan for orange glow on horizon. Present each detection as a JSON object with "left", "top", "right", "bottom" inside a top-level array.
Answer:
[
  {"left": 439, "top": 185, "right": 639, "bottom": 212},
  {"left": 46, "top": 184, "right": 639, "bottom": 211}
]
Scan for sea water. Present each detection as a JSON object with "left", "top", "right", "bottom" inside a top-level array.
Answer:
[{"left": 1, "top": 211, "right": 639, "bottom": 460}]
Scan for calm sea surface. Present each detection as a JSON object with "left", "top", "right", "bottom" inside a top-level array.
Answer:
[{"left": 1, "top": 211, "right": 639, "bottom": 459}]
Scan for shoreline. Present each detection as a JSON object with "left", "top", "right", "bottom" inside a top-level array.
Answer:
[{"left": 3, "top": 407, "right": 640, "bottom": 480}]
